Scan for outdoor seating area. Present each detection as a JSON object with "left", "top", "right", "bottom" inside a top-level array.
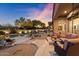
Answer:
[
  {"left": 52, "top": 32, "right": 78, "bottom": 39},
  {"left": 51, "top": 32, "right": 79, "bottom": 56}
]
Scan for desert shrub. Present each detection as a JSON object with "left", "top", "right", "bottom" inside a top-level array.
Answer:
[
  {"left": 0, "top": 31, "right": 5, "bottom": 35},
  {"left": 10, "top": 29, "right": 17, "bottom": 34}
]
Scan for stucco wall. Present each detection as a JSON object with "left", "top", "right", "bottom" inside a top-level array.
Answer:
[
  {"left": 53, "top": 18, "right": 68, "bottom": 34},
  {"left": 69, "top": 18, "right": 79, "bottom": 34}
]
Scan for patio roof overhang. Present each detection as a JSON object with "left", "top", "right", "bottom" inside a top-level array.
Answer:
[{"left": 52, "top": 3, "right": 79, "bottom": 20}]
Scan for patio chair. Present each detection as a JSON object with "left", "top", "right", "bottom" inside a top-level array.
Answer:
[{"left": 53, "top": 39, "right": 74, "bottom": 56}]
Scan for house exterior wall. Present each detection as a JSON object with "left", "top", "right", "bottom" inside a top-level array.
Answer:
[
  {"left": 53, "top": 18, "right": 69, "bottom": 34},
  {"left": 53, "top": 17, "right": 79, "bottom": 34},
  {"left": 69, "top": 20, "right": 72, "bottom": 33},
  {"left": 69, "top": 18, "right": 79, "bottom": 34}
]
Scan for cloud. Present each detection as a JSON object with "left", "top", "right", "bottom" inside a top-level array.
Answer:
[
  {"left": 26, "top": 8, "right": 41, "bottom": 18},
  {"left": 36, "top": 3, "right": 53, "bottom": 26},
  {"left": 16, "top": 3, "right": 53, "bottom": 26}
]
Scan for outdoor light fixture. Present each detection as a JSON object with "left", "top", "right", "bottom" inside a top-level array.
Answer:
[
  {"left": 5, "top": 31, "right": 9, "bottom": 34},
  {"left": 25, "top": 31, "right": 27, "bottom": 33},
  {"left": 19, "top": 31, "right": 22, "bottom": 34},
  {"left": 67, "top": 12, "right": 73, "bottom": 18},
  {"left": 64, "top": 11, "right": 67, "bottom": 14},
  {"left": 67, "top": 9, "right": 79, "bottom": 18}
]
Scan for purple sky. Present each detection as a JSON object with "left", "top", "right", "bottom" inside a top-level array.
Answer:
[{"left": 0, "top": 3, "right": 53, "bottom": 26}]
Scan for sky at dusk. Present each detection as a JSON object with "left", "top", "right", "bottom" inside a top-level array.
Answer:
[{"left": 0, "top": 3, "right": 53, "bottom": 26}]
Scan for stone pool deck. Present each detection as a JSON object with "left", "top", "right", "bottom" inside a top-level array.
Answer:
[
  {"left": 0, "top": 38, "right": 54, "bottom": 56},
  {"left": 0, "top": 43, "right": 37, "bottom": 56}
]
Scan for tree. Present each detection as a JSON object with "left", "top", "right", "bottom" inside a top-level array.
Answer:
[
  {"left": 0, "top": 31, "right": 5, "bottom": 35},
  {"left": 9, "top": 29, "right": 17, "bottom": 34},
  {"left": 24, "top": 19, "right": 33, "bottom": 29},
  {"left": 15, "top": 17, "right": 46, "bottom": 29},
  {"left": 32, "top": 20, "right": 46, "bottom": 29},
  {"left": 15, "top": 19, "right": 20, "bottom": 27},
  {"left": 15, "top": 17, "right": 26, "bottom": 28},
  {"left": 19, "top": 17, "right": 25, "bottom": 22},
  {"left": 41, "top": 23, "right": 45, "bottom": 28},
  {"left": 48, "top": 22, "right": 52, "bottom": 29},
  {"left": 15, "top": 17, "right": 33, "bottom": 29},
  {"left": 48, "top": 22, "right": 52, "bottom": 26}
]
